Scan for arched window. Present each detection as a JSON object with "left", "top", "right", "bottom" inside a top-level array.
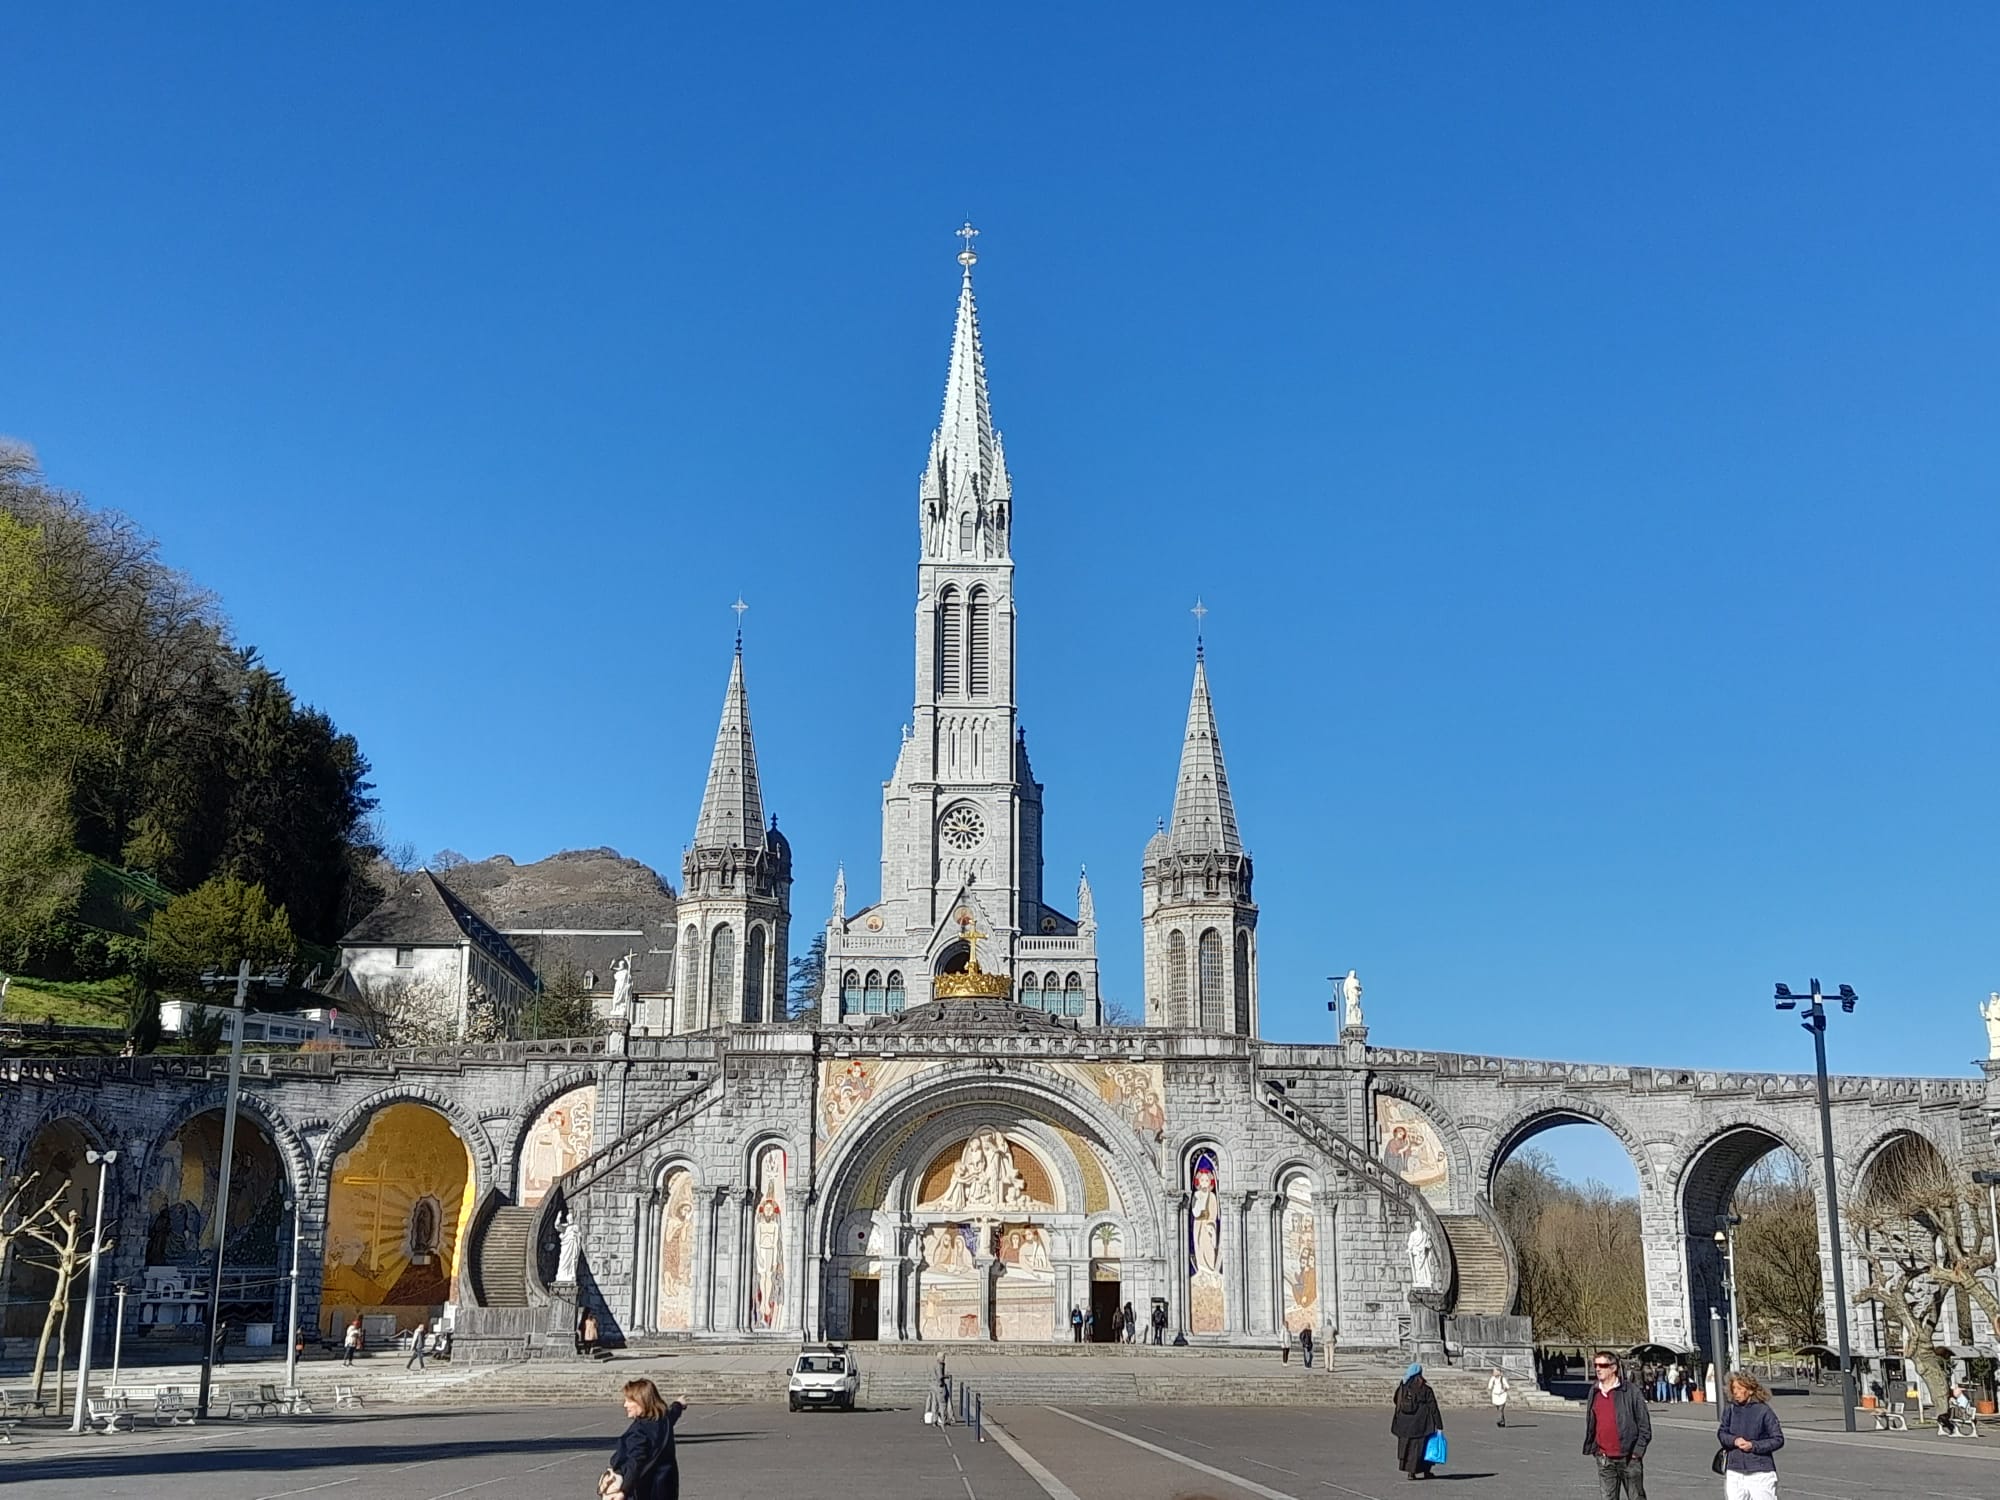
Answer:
[
  {"left": 709, "top": 925, "right": 735, "bottom": 1023},
  {"left": 841, "top": 969, "right": 862, "bottom": 1017},
  {"left": 959, "top": 512, "right": 975, "bottom": 553},
  {"left": 1198, "top": 928, "right": 1224, "bottom": 1030},
  {"left": 1063, "top": 972, "right": 1084, "bottom": 1017},
  {"left": 1233, "top": 929, "right": 1252, "bottom": 1035},
  {"left": 1021, "top": 972, "right": 1041, "bottom": 1010},
  {"left": 863, "top": 970, "right": 885, "bottom": 1014},
  {"left": 968, "top": 587, "right": 991, "bottom": 694},
  {"left": 679, "top": 923, "right": 698, "bottom": 1028},
  {"left": 886, "top": 971, "right": 905, "bottom": 1012},
  {"left": 937, "top": 585, "right": 962, "bottom": 695},
  {"left": 744, "top": 926, "right": 767, "bottom": 1022},
  {"left": 1167, "top": 931, "right": 1188, "bottom": 1026}
]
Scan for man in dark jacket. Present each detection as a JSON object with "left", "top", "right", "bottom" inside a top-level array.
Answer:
[{"left": 1581, "top": 1351, "right": 1651, "bottom": 1499}]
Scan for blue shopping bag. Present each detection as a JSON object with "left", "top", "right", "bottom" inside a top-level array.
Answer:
[{"left": 1423, "top": 1432, "right": 1448, "bottom": 1466}]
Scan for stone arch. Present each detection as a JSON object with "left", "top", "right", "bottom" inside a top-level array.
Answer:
[
  {"left": 317, "top": 1084, "right": 497, "bottom": 1200},
  {"left": 2, "top": 1113, "right": 113, "bottom": 1337},
  {"left": 1671, "top": 1119, "right": 1824, "bottom": 1364},
  {"left": 1848, "top": 1124, "right": 1951, "bottom": 1205},
  {"left": 509, "top": 1070, "right": 602, "bottom": 1209},
  {"left": 507, "top": 1068, "right": 603, "bottom": 1171},
  {"left": 155, "top": 1087, "right": 313, "bottom": 1203},
  {"left": 816, "top": 1064, "right": 1165, "bottom": 1268},
  {"left": 1476, "top": 1094, "right": 1654, "bottom": 1197}
]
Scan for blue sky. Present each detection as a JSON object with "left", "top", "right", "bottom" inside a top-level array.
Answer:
[{"left": 5, "top": 6, "right": 1995, "bottom": 1190}]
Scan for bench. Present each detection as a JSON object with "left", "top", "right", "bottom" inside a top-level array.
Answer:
[
  {"left": 222, "top": 1386, "right": 276, "bottom": 1419},
  {"left": 85, "top": 1396, "right": 135, "bottom": 1433},
  {"left": 1873, "top": 1400, "right": 1909, "bottom": 1432},
  {"left": 279, "top": 1385, "right": 316, "bottom": 1415},
  {"left": 333, "top": 1384, "right": 364, "bottom": 1409},
  {"left": 152, "top": 1387, "right": 196, "bottom": 1426}
]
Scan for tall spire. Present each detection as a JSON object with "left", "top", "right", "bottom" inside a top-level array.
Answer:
[
  {"left": 1167, "top": 653, "right": 1243, "bottom": 856},
  {"left": 692, "top": 640, "right": 766, "bottom": 851},
  {"left": 921, "top": 222, "right": 1011, "bottom": 557}
]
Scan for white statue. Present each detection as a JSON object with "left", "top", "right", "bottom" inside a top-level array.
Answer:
[
  {"left": 935, "top": 1128, "right": 1027, "bottom": 1210},
  {"left": 555, "top": 1210, "right": 581, "bottom": 1284},
  {"left": 610, "top": 952, "right": 635, "bottom": 1019},
  {"left": 1342, "top": 969, "right": 1365, "bottom": 1031},
  {"left": 1983, "top": 991, "right": 2000, "bottom": 1060},
  {"left": 1406, "top": 1224, "right": 1443, "bottom": 1292}
]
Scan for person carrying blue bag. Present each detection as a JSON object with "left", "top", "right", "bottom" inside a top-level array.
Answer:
[{"left": 1391, "top": 1362, "right": 1445, "bottom": 1480}]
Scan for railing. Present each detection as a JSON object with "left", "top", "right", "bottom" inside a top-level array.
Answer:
[{"left": 555, "top": 1077, "right": 721, "bottom": 1202}]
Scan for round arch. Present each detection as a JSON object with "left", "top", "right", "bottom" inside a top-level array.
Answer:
[
  {"left": 1476, "top": 1095, "right": 1653, "bottom": 1198},
  {"left": 316, "top": 1085, "right": 497, "bottom": 1200},
  {"left": 1370, "top": 1083, "right": 1478, "bottom": 1212}
]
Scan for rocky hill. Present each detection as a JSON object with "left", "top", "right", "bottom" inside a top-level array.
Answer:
[{"left": 439, "top": 848, "right": 677, "bottom": 930}]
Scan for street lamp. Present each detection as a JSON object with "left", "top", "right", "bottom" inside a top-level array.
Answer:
[
  {"left": 1774, "top": 977, "right": 1859, "bottom": 1433},
  {"left": 195, "top": 959, "right": 253, "bottom": 1420},
  {"left": 67, "top": 1147, "right": 118, "bottom": 1433},
  {"left": 282, "top": 1178, "right": 308, "bottom": 1400},
  {"left": 1714, "top": 1214, "right": 1743, "bottom": 1375}
]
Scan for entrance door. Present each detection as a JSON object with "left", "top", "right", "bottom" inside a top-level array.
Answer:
[
  {"left": 848, "top": 1277, "right": 880, "bottom": 1341},
  {"left": 1089, "top": 1280, "right": 1121, "bottom": 1342}
]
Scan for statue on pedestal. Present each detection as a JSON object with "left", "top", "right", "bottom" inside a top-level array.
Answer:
[
  {"left": 1983, "top": 992, "right": 2000, "bottom": 1060},
  {"left": 1406, "top": 1224, "right": 1444, "bottom": 1292},
  {"left": 610, "top": 952, "right": 636, "bottom": 1021},
  {"left": 555, "top": 1210, "right": 581, "bottom": 1285},
  {"left": 1341, "top": 969, "right": 1365, "bottom": 1032}
]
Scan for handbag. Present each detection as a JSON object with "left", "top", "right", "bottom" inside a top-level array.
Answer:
[
  {"left": 1711, "top": 1447, "right": 1729, "bottom": 1475},
  {"left": 1423, "top": 1432, "right": 1448, "bottom": 1465}
]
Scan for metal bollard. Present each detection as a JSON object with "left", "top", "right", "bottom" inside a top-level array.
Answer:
[{"left": 974, "top": 1391, "right": 983, "bottom": 1442}]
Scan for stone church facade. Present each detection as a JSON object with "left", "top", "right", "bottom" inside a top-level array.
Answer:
[{"left": 4, "top": 245, "right": 1997, "bottom": 1371}]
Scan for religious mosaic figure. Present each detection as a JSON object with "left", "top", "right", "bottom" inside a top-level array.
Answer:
[
  {"left": 921, "top": 1222, "right": 974, "bottom": 1276},
  {"left": 1279, "top": 1175, "right": 1321, "bottom": 1334},
  {"left": 657, "top": 1169, "right": 695, "bottom": 1331},
  {"left": 407, "top": 1197, "right": 441, "bottom": 1264},
  {"left": 1188, "top": 1150, "right": 1225, "bottom": 1333},
  {"left": 751, "top": 1146, "right": 786, "bottom": 1330},
  {"left": 520, "top": 1087, "right": 597, "bottom": 1209},
  {"left": 1375, "top": 1097, "right": 1450, "bottom": 1202}
]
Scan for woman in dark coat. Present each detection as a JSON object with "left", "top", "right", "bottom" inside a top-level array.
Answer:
[
  {"left": 605, "top": 1378, "right": 687, "bottom": 1500},
  {"left": 1390, "top": 1362, "right": 1444, "bottom": 1480}
]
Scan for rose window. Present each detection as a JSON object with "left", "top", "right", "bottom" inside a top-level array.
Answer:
[{"left": 940, "top": 805, "right": 986, "bottom": 852}]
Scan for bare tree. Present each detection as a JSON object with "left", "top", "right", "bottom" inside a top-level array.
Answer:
[
  {"left": 0, "top": 1161, "right": 66, "bottom": 1301},
  {"left": 1850, "top": 1139, "right": 2000, "bottom": 1403},
  {"left": 22, "top": 1207, "right": 93, "bottom": 1407}
]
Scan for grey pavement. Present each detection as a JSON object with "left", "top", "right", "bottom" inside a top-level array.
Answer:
[{"left": 2, "top": 1391, "right": 1996, "bottom": 1499}]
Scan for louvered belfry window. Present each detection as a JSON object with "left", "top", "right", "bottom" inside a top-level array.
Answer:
[
  {"left": 938, "top": 586, "right": 962, "bottom": 695},
  {"left": 968, "top": 588, "right": 991, "bottom": 694}
]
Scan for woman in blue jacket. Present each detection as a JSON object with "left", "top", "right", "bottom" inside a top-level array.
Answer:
[{"left": 1717, "top": 1371, "right": 1784, "bottom": 1499}]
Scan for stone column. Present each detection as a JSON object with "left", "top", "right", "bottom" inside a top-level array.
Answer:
[
  {"left": 1231, "top": 1190, "right": 1257, "bottom": 1337},
  {"left": 1171, "top": 1191, "right": 1190, "bottom": 1338}
]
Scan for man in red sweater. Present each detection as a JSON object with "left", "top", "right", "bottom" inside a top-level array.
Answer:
[{"left": 1581, "top": 1350, "right": 1652, "bottom": 1499}]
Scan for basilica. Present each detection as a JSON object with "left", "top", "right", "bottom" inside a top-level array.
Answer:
[{"left": 5, "top": 239, "right": 1990, "bottom": 1373}]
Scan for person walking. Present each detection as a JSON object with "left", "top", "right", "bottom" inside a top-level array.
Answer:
[
  {"left": 1717, "top": 1370, "right": 1784, "bottom": 1496},
  {"left": 582, "top": 1309, "right": 601, "bottom": 1358},
  {"left": 1300, "top": 1325, "right": 1316, "bottom": 1369},
  {"left": 604, "top": 1378, "right": 687, "bottom": 1500},
  {"left": 1582, "top": 1350, "right": 1651, "bottom": 1499},
  {"left": 1488, "top": 1367, "right": 1510, "bottom": 1427},
  {"left": 405, "top": 1322, "right": 428, "bottom": 1371},
  {"left": 1070, "top": 1305, "right": 1084, "bottom": 1343},
  {"left": 342, "top": 1317, "right": 362, "bottom": 1367},
  {"left": 1123, "top": 1302, "right": 1137, "bottom": 1344},
  {"left": 1391, "top": 1362, "right": 1444, "bottom": 1481},
  {"left": 1151, "top": 1302, "right": 1168, "bottom": 1345}
]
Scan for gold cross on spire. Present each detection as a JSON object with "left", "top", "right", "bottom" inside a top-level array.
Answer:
[
  {"left": 956, "top": 220, "right": 979, "bottom": 269},
  {"left": 957, "top": 907, "right": 987, "bottom": 970}
]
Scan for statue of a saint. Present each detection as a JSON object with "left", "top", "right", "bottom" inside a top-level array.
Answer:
[
  {"left": 1342, "top": 969, "right": 1365, "bottom": 1031},
  {"left": 555, "top": 1209, "right": 581, "bottom": 1284},
  {"left": 1983, "top": 992, "right": 2000, "bottom": 1061},
  {"left": 1190, "top": 1164, "right": 1222, "bottom": 1277},
  {"left": 610, "top": 952, "right": 635, "bottom": 1019},
  {"left": 1406, "top": 1224, "right": 1443, "bottom": 1292}
]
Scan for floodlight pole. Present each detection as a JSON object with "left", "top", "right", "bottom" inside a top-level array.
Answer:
[
  {"left": 67, "top": 1148, "right": 118, "bottom": 1432},
  {"left": 1777, "top": 977, "right": 1858, "bottom": 1433},
  {"left": 195, "top": 959, "right": 251, "bottom": 1420}
]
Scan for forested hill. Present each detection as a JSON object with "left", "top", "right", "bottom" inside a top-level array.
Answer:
[{"left": 0, "top": 441, "right": 382, "bottom": 979}]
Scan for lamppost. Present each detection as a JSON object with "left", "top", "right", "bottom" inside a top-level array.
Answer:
[
  {"left": 1714, "top": 1214, "right": 1743, "bottom": 1375},
  {"left": 283, "top": 1177, "right": 308, "bottom": 1399},
  {"left": 110, "top": 1281, "right": 128, "bottom": 1396},
  {"left": 67, "top": 1147, "right": 118, "bottom": 1433},
  {"left": 195, "top": 959, "right": 252, "bottom": 1420},
  {"left": 1973, "top": 1169, "right": 2000, "bottom": 1343},
  {"left": 1775, "top": 978, "right": 1859, "bottom": 1433}
]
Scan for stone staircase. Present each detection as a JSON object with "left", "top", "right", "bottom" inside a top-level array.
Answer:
[
  {"left": 1435, "top": 1212, "right": 1512, "bottom": 1316},
  {"left": 473, "top": 1206, "right": 538, "bottom": 1307}
]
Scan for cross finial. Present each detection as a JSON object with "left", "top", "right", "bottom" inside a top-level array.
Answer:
[
  {"left": 1191, "top": 596, "right": 1208, "bottom": 659},
  {"left": 731, "top": 596, "right": 749, "bottom": 650},
  {"left": 956, "top": 220, "right": 979, "bottom": 269}
]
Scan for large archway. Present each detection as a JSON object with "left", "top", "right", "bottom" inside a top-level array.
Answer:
[
  {"left": 814, "top": 1065, "right": 1163, "bottom": 1343},
  {"left": 135, "top": 1108, "right": 289, "bottom": 1334},
  {"left": 318, "top": 1102, "right": 475, "bottom": 1336},
  {"left": 1679, "top": 1125, "right": 1822, "bottom": 1367},
  {"left": 1, "top": 1118, "right": 102, "bottom": 1340}
]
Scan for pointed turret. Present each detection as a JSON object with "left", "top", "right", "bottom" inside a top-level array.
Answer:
[
  {"left": 920, "top": 236, "right": 1012, "bottom": 560},
  {"left": 692, "top": 644, "right": 765, "bottom": 852},
  {"left": 1142, "top": 640, "right": 1256, "bottom": 1034},
  {"left": 1167, "top": 653, "right": 1243, "bottom": 856}
]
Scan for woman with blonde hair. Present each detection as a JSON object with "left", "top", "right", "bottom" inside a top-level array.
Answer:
[
  {"left": 602, "top": 1378, "right": 688, "bottom": 1500},
  {"left": 1716, "top": 1370, "right": 1784, "bottom": 1499}
]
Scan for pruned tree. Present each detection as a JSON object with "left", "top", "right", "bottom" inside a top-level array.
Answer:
[
  {"left": 1850, "top": 1138, "right": 1999, "bottom": 1403},
  {"left": 0, "top": 1161, "right": 67, "bottom": 1308},
  {"left": 22, "top": 1207, "right": 92, "bottom": 1406}
]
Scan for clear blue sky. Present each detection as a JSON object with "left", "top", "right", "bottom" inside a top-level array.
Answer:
[{"left": 5, "top": 7, "right": 1995, "bottom": 1189}]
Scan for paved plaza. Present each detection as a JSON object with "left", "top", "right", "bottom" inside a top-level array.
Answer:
[{"left": 4, "top": 1391, "right": 1997, "bottom": 1500}]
